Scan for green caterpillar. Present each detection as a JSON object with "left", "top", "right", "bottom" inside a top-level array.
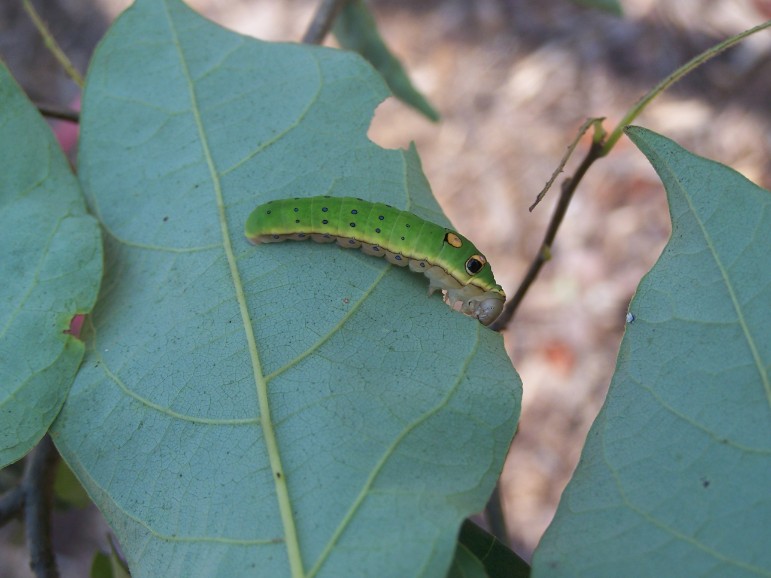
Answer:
[{"left": 245, "top": 196, "right": 505, "bottom": 325}]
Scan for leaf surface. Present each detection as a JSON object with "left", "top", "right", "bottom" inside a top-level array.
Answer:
[
  {"left": 333, "top": 0, "right": 440, "bottom": 122},
  {"left": 532, "top": 127, "right": 770, "bottom": 577},
  {"left": 0, "top": 63, "right": 102, "bottom": 467},
  {"left": 50, "top": 1, "right": 520, "bottom": 577}
]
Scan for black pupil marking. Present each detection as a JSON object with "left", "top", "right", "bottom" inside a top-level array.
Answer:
[
  {"left": 322, "top": 207, "right": 329, "bottom": 212},
  {"left": 266, "top": 210, "right": 271, "bottom": 214},
  {"left": 351, "top": 209, "right": 358, "bottom": 214},
  {"left": 400, "top": 236, "right": 405, "bottom": 240},
  {"left": 375, "top": 228, "right": 381, "bottom": 233},
  {"left": 466, "top": 259, "right": 483, "bottom": 274},
  {"left": 372, "top": 246, "right": 380, "bottom": 251},
  {"left": 295, "top": 219, "right": 300, "bottom": 224},
  {"left": 272, "top": 235, "right": 279, "bottom": 239},
  {"left": 395, "top": 255, "right": 402, "bottom": 260},
  {"left": 348, "top": 239, "right": 356, "bottom": 244},
  {"left": 322, "top": 219, "right": 329, "bottom": 225},
  {"left": 378, "top": 215, "right": 384, "bottom": 220},
  {"left": 349, "top": 222, "right": 356, "bottom": 227},
  {"left": 405, "top": 224, "right": 410, "bottom": 228},
  {"left": 293, "top": 207, "right": 299, "bottom": 212}
]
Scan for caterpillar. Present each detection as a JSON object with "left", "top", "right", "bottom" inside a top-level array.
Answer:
[{"left": 245, "top": 196, "right": 505, "bottom": 325}]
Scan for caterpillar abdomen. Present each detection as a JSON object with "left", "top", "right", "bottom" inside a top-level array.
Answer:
[{"left": 245, "top": 196, "right": 505, "bottom": 325}]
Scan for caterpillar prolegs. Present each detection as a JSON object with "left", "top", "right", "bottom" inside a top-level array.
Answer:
[{"left": 245, "top": 196, "right": 505, "bottom": 325}]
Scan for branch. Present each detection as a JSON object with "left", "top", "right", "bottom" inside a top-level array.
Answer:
[
  {"left": 601, "top": 19, "right": 771, "bottom": 155},
  {"left": 302, "top": 0, "right": 350, "bottom": 44},
  {"left": 491, "top": 137, "right": 604, "bottom": 331},
  {"left": 23, "top": 435, "right": 61, "bottom": 578},
  {"left": 36, "top": 102, "right": 80, "bottom": 123},
  {"left": 21, "top": 0, "right": 84, "bottom": 88}
]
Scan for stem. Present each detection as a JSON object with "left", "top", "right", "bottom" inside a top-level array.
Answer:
[
  {"left": 530, "top": 118, "right": 605, "bottom": 212},
  {"left": 492, "top": 19, "right": 771, "bottom": 331},
  {"left": 21, "top": 0, "right": 84, "bottom": 88},
  {"left": 602, "top": 19, "right": 771, "bottom": 155},
  {"left": 491, "top": 140, "right": 604, "bottom": 331},
  {"left": 302, "top": 0, "right": 350, "bottom": 44},
  {"left": 36, "top": 102, "right": 80, "bottom": 123},
  {"left": 23, "top": 436, "right": 61, "bottom": 578}
]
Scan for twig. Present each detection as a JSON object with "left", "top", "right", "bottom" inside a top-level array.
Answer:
[
  {"left": 484, "top": 482, "right": 509, "bottom": 545},
  {"left": 36, "top": 102, "right": 80, "bottom": 123},
  {"left": 21, "top": 0, "right": 84, "bottom": 88},
  {"left": 491, "top": 139, "right": 604, "bottom": 331},
  {"left": 601, "top": 19, "right": 771, "bottom": 155},
  {"left": 23, "top": 435, "right": 60, "bottom": 578},
  {"left": 302, "top": 0, "right": 350, "bottom": 44},
  {"left": 530, "top": 118, "right": 604, "bottom": 212}
]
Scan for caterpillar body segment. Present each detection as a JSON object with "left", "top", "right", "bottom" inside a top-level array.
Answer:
[{"left": 245, "top": 196, "right": 505, "bottom": 325}]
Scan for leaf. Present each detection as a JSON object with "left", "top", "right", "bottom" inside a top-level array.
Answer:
[
  {"left": 532, "top": 127, "right": 770, "bottom": 577},
  {"left": 447, "top": 543, "right": 489, "bottom": 578},
  {"left": 0, "top": 62, "right": 102, "bottom": 467},
  {"left": 333, "top": 0, "right": 440, "bottom": 122},
  {"left": 455, "top": 520, "right": 531, "bottom": 578},
  {"left": 50, "top": 1, "right": 521, "bottom": 577},
  {"left": 571, "top": 0, "right": 623, "bottom": 16},
  {"left": 90, "top": 539, "right": 131, "bottom": 578},
  {"left": 54, "top": 460, "right": 92, "bottom": 509}
]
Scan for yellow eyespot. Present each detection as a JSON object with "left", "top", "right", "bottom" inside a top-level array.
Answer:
[
  {"left": 465, "top": 254, "right": 487, "bottom": 275},
  {"left": 445, "top": 232, "right": 463, "bottom": 248}
]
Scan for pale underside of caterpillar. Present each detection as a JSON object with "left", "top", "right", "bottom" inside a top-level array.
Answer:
[{"left": 245, "top": 196, "right": 505, "bottom": 325}]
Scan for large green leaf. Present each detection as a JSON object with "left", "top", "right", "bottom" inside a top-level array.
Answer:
[
  {"left": 50, "top": 1, "right": 520, "bottom": 576},
  {"left": 333, "top": 0, "right": 440, "bottom": 122},
  {"left": 532, "top": 127, "right": 770, "bottom": 576},
  {"left": 0, "top": 63, "right": 102, "bottom": 467}
]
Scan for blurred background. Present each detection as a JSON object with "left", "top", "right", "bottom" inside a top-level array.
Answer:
[{"left": 2, "top": 0, "right": 769, "bottom": 575}]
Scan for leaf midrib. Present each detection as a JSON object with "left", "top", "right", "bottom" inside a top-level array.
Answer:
[{"left": 164, "top": 3, "right": 304, "bottom": 577}]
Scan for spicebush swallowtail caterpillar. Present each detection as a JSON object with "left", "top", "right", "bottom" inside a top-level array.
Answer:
[{"left": 245, "top": 196, "right": 506, "bottom": 325}]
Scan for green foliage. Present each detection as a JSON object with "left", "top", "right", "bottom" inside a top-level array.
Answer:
[
  {"left": 90, "top": 540, "right": 131, "bottom": 578},
  {"left": 53, "top": 460, "right": 92, "bottom": 509},
  {"left": 334, "top": 0, "right": 440, "bottom": 122},
  {"left": 531, "top": 127, "right": 770, "bottom": 577},
  {"left": 571, "top": 0, "right": 623, "bottom": 16},
  {"left": 0, "top": 63, "right": 102, "bottom": 468},
  {"left": 44, "top": 0, "right": 520, "bottom": 576},
  {"left": 456, "top": 520, "right": 531, "bottom": 578}
]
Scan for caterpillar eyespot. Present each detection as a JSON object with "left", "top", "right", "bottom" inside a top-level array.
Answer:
[
  {"left": 245, "top": 196, "right": 506, "bottom": 325},
  {"left": 465, "top": 255, "right": 486, "bottom": 275}
]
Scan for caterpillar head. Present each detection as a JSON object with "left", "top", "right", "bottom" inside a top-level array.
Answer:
[
  {"left": 467, "top": 294, "right": 505, "bottom": 326},
  {"left": 444, "top": 283, "right": 505, "bottom": 326}
]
